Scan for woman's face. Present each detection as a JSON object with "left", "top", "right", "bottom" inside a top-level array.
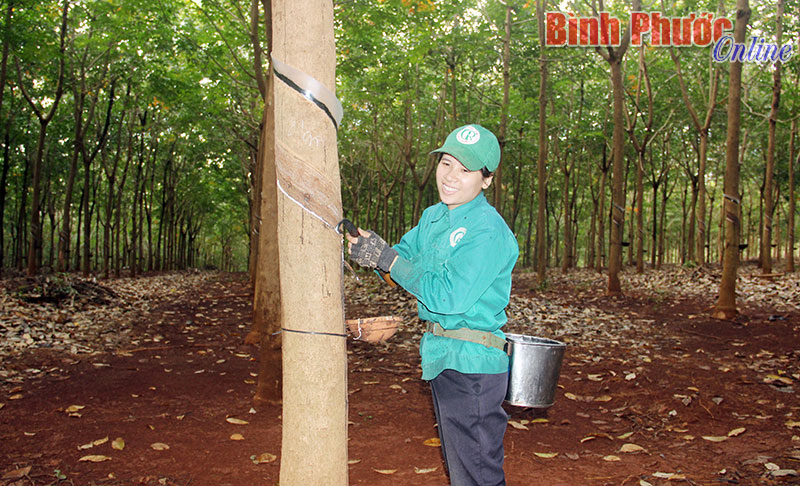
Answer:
[{"left": 436, "top": 154, "right": 493, "bottom": 210}]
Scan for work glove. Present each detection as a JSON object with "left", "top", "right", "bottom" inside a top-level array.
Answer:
[{"left": 349, "top": 230, "right": 398, "bottom": 273}]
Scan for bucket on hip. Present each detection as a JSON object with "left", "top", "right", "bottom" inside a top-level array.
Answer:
[{"left": 504, "top": 334, "right": 566, "bottom": 408}]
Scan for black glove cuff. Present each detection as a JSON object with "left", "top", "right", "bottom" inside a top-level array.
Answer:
[{"left": 377, "top": 247, "right": 398, "bottom": 273}]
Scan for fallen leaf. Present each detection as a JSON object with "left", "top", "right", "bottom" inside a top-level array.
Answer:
[
  {"left": 230, "top": 433, "right": 245, "bottom": 441},
  {"left": 423, "top": 438, "right": 441, "bottom": 447},
  {"left": 534, "top": 452, "right": 558, "bottom": 458},
  {"left": 150, "top": 442, "right": 170, "bottom": 450},
  {"left": 580, "top": 436, "right": 596, "bottom": 443},
  {"left": 594, "top": 395, "right": 613, "bottom": 402},
  {"left": 79, "top": 455, "right": 111, "bottom": 462},
  {"left": 620, "top": 443, "right": 645, "bottom": 453},
  {"left": 373, "top": 469, "right": 397, "bottom": 475},
  {"left": 652, "top": 472, "right": 686, "bottom": 480},
  {"left": 770, "top": 469, "right": 798, "bottom": 477},
  {"left": 617, "top": 431, "right": 634, "bottom": 440},
  {"left": 78, "top": 436, "right": 109, "bottom": 450},
  {"left": 226, "top": 417, "right": 249, "bottom": 425},
  {"left": 2, "top": 466, "right": 31, "bottom": 480},
  {"left": 9, "top": 394, "right": 22, "bottom": 400},
  {"left": 786, "top": 421, "right": 800, "bottom": 429},
  {"left": 564, "top": 392, "right": 578, "bottom": 401},
  {"left": 65, "top": 405, "right": 85, "bottom": 413},
  {"left": 530, "top": 418, "right": 549, "bottom": 424},
  {"left": 587, "top": 374, "right": 604, "bottom": 381},
  {"left": 728, "top": 427, "right": 746, "bottom": 437},
  {"left": 348, "top": 459, "right": 361, "bottom": 465},
  {"left": 603, "top": 455, "right": 621, "bottom": 461},
  {"left": 508, "top": 420, "right": 529, "bottom": 430},
  {"left": 112, "top": 437, "right": 125, "bottom": 450},
  {"left": 765, "top": 374, "right": 793, "bottom": 386},
  {"left": 414, "top": 467, "right": 437, "bottom": 474},
  {"left": 702, "top": 436, "right": 729, "bottom": 442},
  {"left": 0, "top": 403, "right": 5, "bottom": 410},
  {"left": 252, "top": 453, "right": 277, "bottom": 464},
  {"left": 640, "top": 480, "right": 653, "bottom": 486}
]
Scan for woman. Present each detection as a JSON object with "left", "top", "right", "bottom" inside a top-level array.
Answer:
[{"left": 347, "top": 124, "right": 518, "bottom": 486}]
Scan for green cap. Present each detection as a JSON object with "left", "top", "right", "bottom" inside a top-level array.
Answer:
[{"left": 430, "top": 124, "right": 501, "bottom": 172}]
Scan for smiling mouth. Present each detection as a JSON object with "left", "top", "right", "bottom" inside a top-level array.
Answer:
[{"left": 441, "top": 183, "right": 458, "bottom": 195}]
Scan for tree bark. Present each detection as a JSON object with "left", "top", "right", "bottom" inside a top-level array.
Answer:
[
  {"left": 595, "top": 0, "right": 637, "bottom": 294},
  {"left": 251, "top": 70, "right": 283, "bottom": 405},
  {"left": 272, "top": 1, "right": 347, "bottom": 484},
  {"left": 0, "top": 3, "right": 11, "bottom": 273},
  {"left": 597, "top": 144, "right": 609, "bottom": 272},
  {"left": 713, "top": 0, "right": 750, "bottom": 320},
  {"left": 607, "top": 58, "right": 627, "bottom": 294},
  {"left": 789, "top": 119, "right": 796, "bottom": 272},
  {"left": 0, "top": 123, "right": 9, "bottom": 273},
  {"left": 494, "top": 4, "right": 512, "bottom": 212},
  {"left": 17, "top": 0, "right": 69, "bottom": 276},
  {"left": 535, "top": 0, "right": 548, "bottom": 284},
  {"left": 761, "top": 0, "right": 783, "bottom": 275}
]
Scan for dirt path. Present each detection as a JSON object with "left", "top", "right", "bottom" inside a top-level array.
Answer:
[{"left": 1, "top": 270, "right": 799, "bottom": 485}]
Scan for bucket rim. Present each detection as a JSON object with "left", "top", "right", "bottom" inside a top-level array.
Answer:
[{"left": 504, "top": 333, "right": 566, "bottom": 348}]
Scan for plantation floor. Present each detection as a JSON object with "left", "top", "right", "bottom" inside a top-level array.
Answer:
[{"left": 1, "top": 268, "right": 798, "bottom": 485}]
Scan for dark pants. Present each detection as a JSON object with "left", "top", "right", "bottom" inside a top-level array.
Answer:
[{"left": 430, "top": 369, "right": 508, "bottom": 486}]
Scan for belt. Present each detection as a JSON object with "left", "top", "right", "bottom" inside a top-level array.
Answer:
[{"left": 426, "top": 322, "right": 507, "bottom": 352}]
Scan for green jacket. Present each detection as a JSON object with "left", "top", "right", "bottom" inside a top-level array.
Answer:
[{"left": 390, "top": 192, "right": 519, "bottom": 380}]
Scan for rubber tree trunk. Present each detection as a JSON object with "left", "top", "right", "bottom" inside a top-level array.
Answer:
[
  {"left": 271, "top": 1, "right": 348, "bottom": 484},
  {"left": 607, "top": 59, "right": 626, "bottom": 295},
  {"left": 20, "top": 0, "right": 68, "bottom": 276},
  {"left": 494, "top": 4, "right": 511, "bottom": 212},
  {"left": 252, "top": 71, "right": 283, "bottom": 405},
  {"left": 596, "top": 0, "right": 637, "bottom": 293},
  {"left": 789, "top": 120, "right": 796, "bottom": 273},
  {"left": 535, "top": 0, "right": 548, "bottom": 284},
  {"left": 713, "top": 0, "right": 750, "bottom": 320},
  {"left": 761, "top": 0, "right": 783, "bottom": 275}
]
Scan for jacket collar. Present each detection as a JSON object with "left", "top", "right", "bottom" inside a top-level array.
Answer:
[{"left": 431, "top": 192, "right": 486, "bottom": 223}]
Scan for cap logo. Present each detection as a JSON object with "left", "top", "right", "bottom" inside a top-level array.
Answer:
[{"left": 456, "top": 126, "right": 480, "bottom": 145}]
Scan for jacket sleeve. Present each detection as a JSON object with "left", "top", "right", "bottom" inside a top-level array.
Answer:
[
  {"left": 390, "top": 227, "right": 516, "bottom": 315},
  {"left": 392, "top": 223, "right": 420, "bottom": 260}
]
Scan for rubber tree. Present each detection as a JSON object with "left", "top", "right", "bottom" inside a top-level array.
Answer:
[
  {"left": 713, "top": 0, "right": 750, "bottom": 320},
  {"left": 789, "top": 119, "right": 797, "bottom": 273},
  {"left": 16, "top": 0, "right": 69, "bottom": 276},
  {"left": 271, "top": 0, "right": 348, "bottom": 483},
  {"left": 246, "top": 0, "right": 285, "bottom": 406},
  {"left": 761, "top": 0, "right": 784, "bottom": 275},
  {"left": 595, "top": 0, "right": 638, "bottom": 295},
  {"left": 535, "top": 0, "right": 548, "bottom": 284}
]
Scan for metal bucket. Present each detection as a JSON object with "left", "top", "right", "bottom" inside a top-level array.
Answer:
[{"left": 505, "top": 334, "right": 566, "bottom": 408}]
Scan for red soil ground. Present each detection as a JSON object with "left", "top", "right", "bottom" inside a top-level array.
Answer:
[{"left": 1, "top": 270, "right": 798, "bottom": 485}]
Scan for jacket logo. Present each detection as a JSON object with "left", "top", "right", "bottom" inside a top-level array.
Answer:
[{"left": 450, "top": 227, "right": 467, "bottom": 247}]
